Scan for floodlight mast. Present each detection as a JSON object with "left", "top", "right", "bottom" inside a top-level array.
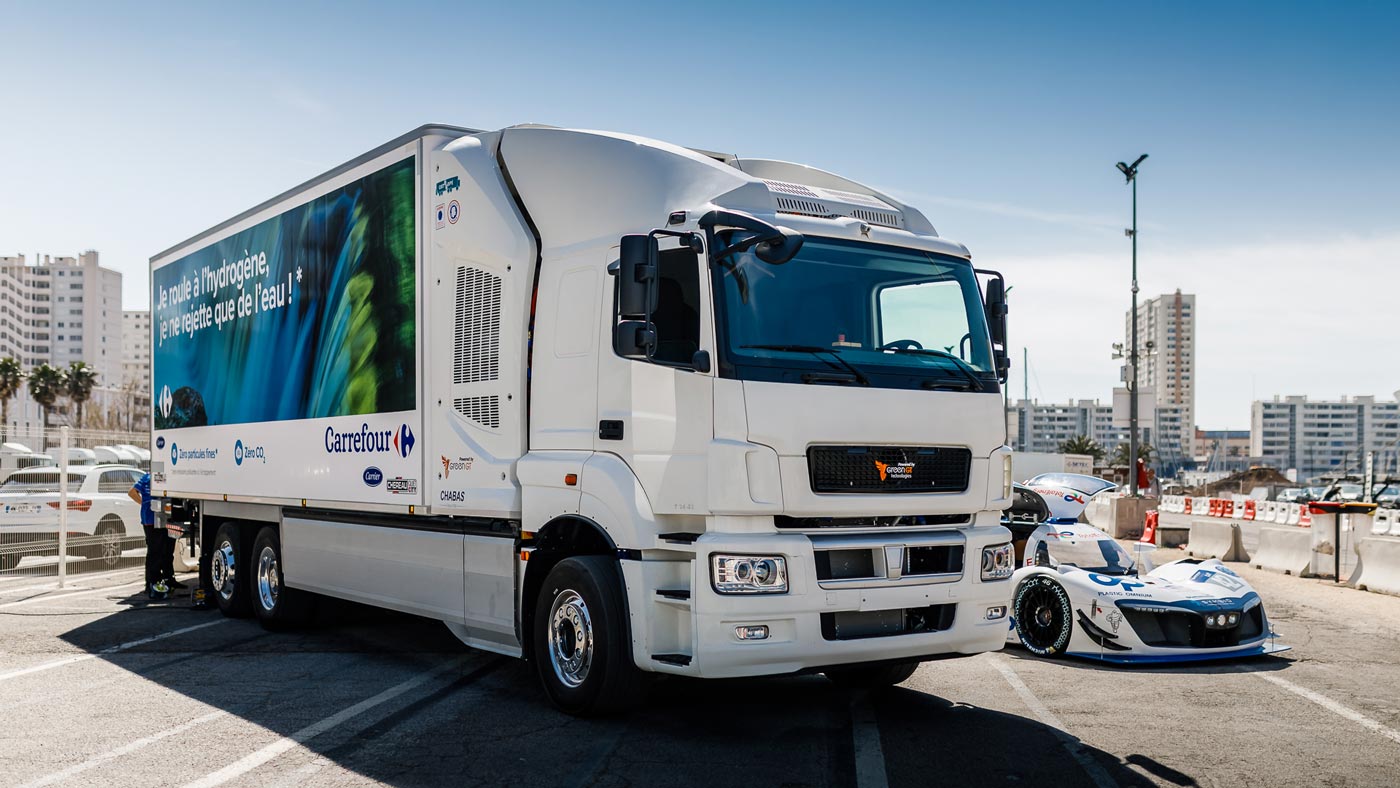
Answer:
[{"left": 1117, "top": 154, "right": 1148, "bottom": 496}]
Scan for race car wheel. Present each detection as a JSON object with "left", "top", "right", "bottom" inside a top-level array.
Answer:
[
  {"left": 825, "top": 660, "right": 919, "bottom": 690},
  {"left": 210, "top": 522, "right": 252, "bottom": 617},
  {"left": 1014, "top": 575, "right": 1073, "bottom": 657},
  {"left": 251, "top": 527, "right": 313, "bottom": 630}
]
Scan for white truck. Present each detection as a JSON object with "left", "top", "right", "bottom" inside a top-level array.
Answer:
[{"left": 151, "top": 124, "right": 1016, "bottom": 714}]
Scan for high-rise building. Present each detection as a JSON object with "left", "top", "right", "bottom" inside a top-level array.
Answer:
[
  {"left": 1007, "top": 399, "right": 1128, "bottom": 457},
  {"left": 1250, "top": 395, "right": 1400, "bottom": 481},
  {"left": 121, "top": 310, "right": 150, "bottom": 387},
  {"left": 1125, "top": 290, "right": 1196, "bottom": 462},
  {"left": 0, "top": 251, "right": 125, "bottom": 433}
]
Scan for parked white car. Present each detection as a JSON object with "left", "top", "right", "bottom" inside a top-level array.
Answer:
[{"left": 0, "top": 464, "right": 146, "bottom": 571}]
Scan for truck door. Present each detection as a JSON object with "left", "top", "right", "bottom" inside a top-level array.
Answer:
[{"left": 596, "top": 240, "right": 714, "bottom": 513}]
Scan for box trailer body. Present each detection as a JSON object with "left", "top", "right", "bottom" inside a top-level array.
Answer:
[{"left": 151, "top": 124, "right": 1016, "bottom": 711}]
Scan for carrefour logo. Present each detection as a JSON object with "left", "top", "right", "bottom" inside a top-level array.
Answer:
[
  {"left": 233, "top": 439, "right": 266, "bottom": 466},
  {"left": 324, "top": 423, "right": 415, "bottom": 457}
]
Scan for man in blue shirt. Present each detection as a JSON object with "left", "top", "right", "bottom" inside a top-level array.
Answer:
[{"left": 128, "top": 472, "right": 177, "bottom": 599}]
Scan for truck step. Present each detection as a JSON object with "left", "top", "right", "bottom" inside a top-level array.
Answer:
[
  {"left": 658, "top": 532, "right": 700, "bottom": 544},
  {"left": 651, "top": 653, "right": 692, "bottom": 667},
  {"left": 655, "top": 588, "right": 691, "bottom": 601}
]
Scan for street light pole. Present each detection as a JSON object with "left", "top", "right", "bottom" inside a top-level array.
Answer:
[{"left": 1117, "top": 154, "right": 1148, "bottom": 497}]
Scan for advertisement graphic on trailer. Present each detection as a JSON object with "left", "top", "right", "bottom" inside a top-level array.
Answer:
[{"left": 151, "top": 156, "right": 420, "bottom": 503}]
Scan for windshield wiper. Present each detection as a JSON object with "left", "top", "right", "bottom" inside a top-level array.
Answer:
[
  {"left": 739, "top": 344, "right": 871, "bottom": 386},
  {"left": 880, "top": 347, "right": 986, "bottom": 392}
]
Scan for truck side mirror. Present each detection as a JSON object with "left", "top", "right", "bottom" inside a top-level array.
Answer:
[
  {"left": 617, "top": 234, "right": 657, "bottom": 319},
  {"left": 614, "top": 320, "right": 656, "bottom": 359},
  {"left": 984, "top": 277, "right": 1007, "bottom": 346}
]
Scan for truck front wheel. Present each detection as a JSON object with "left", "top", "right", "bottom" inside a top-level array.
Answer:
[
  {"left": 532, "top": 556, "right": 644, "bottom": 715},
  {"left": 251, "top": 527, "right": 313, "bottom": 630},
  {"left": 825, "top": 660, "right": 919, "bottom": 690},
  {"left": 210, "top": 522, "right": 251, "bottom": 617}
]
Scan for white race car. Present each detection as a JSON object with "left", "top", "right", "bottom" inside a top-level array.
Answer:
[
  {"left": 0, "top": 464, "right": 145, "bottom": 571},
  {"left": 1003, "top": 488, "right": 1288, "bottom": 664}
]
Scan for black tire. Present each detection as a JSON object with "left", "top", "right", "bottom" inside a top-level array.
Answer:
[
  {"left": 210, "top": 522, "right": 252, "bottom": 617},
  {"left": 532, "top": 556, "right": 645, "bottom": 715},
  {"left": 83, "top": 518, "right": 125, "bottom": 567},
  {"left": 1014, "top": 575, "right": 1073, "bottom": 657},
  {"left": 825, "top": 660, "right": 919, "bottom": 690},
  {"left": 250, "top": 527, "right": 313, "bottom": 630}
]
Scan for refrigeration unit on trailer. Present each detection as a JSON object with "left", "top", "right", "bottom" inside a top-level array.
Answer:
[{"left": 151, "top": 123, "right": 1016, "bottom": 713}]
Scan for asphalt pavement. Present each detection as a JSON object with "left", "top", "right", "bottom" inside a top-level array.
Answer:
[{"left": 3, "top": 549, "right": 1400, "bottom": 788}]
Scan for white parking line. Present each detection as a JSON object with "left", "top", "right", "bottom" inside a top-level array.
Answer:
[
  {"left": 16, "top": 709, "right": 228, "bottom": 788},
  {"left": 1253, "top": 671, "right": 1400, "bottom": 746},
  {"left": 0, "top": 579, "right": 146, "bottom": 609},
  {"left": 850, "top": 691, "right": 890, "bottom": 788},
  {"left": 991, "top": 658, "right": 1118, "bottom": 788},
  {"left": 179, "top": 655, "right": 474, "bottom": 788},
  {"left": 0, "top": 619, "right": 229, "bottom": 683},
  {"left": 0, "top": 567, "right": 145, "bottom": 596}
]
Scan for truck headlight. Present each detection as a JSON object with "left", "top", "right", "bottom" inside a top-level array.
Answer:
[
  {"left": 981, "top": 543, "right": 1014, "bottom": 581},
  {"left": 711, "top": 554, "right": 788, "bottom": 594}
]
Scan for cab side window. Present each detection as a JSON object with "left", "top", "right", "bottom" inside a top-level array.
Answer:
[{"left": 649, "top": 247, "right": 701, "bottom": 365}]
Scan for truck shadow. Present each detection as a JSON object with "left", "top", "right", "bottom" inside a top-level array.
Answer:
[{"left": 57, "top": 599, "right": 1184, "bottom": 788}]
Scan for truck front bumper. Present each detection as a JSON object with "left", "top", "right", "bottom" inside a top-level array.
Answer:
[{"left": 625, "top": 524, "right": 1014, "bottom": 679}]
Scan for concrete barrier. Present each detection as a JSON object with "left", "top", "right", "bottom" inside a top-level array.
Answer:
[
  {"left": 1286, "top": 504, "right": 1301, "bottom": 526},
  {"left": 1253, "top": 526, "right": 1314, "bottom": 576},
  {"left": 1351, "top": 536, "right": 1400, "bottom": 596},
  {"left": 1187, "top": 519, "right": 1248, "bottom": 562}
]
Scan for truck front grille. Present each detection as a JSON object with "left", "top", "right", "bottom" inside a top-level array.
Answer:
[
  {"left": 821, "top": 604, "right": 957, "bottom": 641},
  {"left": 775, "top": 514, "right": 970, "bottom": 529},
  {"left": 807, "top": 446, "right": 971, "bottom": 494}
]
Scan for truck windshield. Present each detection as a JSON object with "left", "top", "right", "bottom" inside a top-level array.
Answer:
[{"left": 711, "top": 236, "right": 998, "bottom": 392}]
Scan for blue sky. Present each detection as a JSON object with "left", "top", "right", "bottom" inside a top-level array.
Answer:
[{"left": 2, "top": 1, "right": 1397, "bottom": 429}]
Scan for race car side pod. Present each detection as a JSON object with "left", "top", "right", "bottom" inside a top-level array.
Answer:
[{"left": 1075, "top": 611, "right": 1130, "bottom": 652}]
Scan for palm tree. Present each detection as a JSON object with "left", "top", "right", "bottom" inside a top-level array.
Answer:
[
  {"left": 62, "top": 361, "right": 99, "bottom": 430},
  {"left": 0, "top": 357, "right": 23, "bottom": 441},
  {"left": 28, "top": 363, "right": 64, "bottom": 450},
  {"left": 1057, "top": 434, "right": 1105, "bottom": 462},
  {"left": 1111, "top": 441, "right": 1155, "bottom": 467}
]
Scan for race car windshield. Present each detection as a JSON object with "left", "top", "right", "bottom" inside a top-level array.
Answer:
[
  {"left": 1047, "top": 537, "right": 1136, "bottom": 575},
  {"left": 1027, "top": 473, "right": 1116, "bottom": 496}
]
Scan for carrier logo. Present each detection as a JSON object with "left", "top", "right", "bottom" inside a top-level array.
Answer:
[
  {"left": 440, "top": 455, "right": 474, "bottom": 478},
  {"left": 874, "top": 459, "right": 915, "bottom": 482},
  {"left": 233, "top": 440, "right": 265, "bottom": 466},
  {"left": 386, "top": 476, "right": 418, "bottom": 494},
  {"left": 434, "top": 176, "right": 460, "bottom": 196},
  {"left": 363, "top": 467, "right": 383, "bottom": 487},
  {"left": 324, "top": 423, "right": 415, "bottom": 457},
  {"left": 159, "top": 385, "right": 173, "bottom": 419},
  {"left": 156, "top": 436, "right": 166, "bottom": 450}
]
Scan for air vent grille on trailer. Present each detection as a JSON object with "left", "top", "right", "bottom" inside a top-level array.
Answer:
[
  {"left": 763, "top": 179, "right": 821, "bottom": 198},
  {"left": 849, "top": 208, "right": 901, "bottom": 228},
  {"left": 761, "top": 180, "right": 906, "bottom": 229},
  {"left": 454, "top": 395, "right": 501, "bottom": 429},
  {"left": 454, "top": 267, "right": 501, "bottom": 385}
]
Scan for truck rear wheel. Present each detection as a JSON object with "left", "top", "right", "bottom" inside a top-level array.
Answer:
[
  {"left": 532, "top": 556, "right": 645, "bottom": 715},
  {"left": 825, "top": 660, "right": 919, "bottom": 690},
  {"left": 251, "top": 527, "right": 313, "bottom": 630},
  {"left": 210, "top": 522, "right": 251, "bottom": 617}
]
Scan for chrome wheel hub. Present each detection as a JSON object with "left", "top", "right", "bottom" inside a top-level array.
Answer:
[
  {"left": 256, "top": 546, "right": 279, "bottom": 612},
  {"left": 211, "top": 540, "right": 236, "bottom": 602},
  {"left": 547, "top": 589, "right": 593, "bottom": 688}
]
